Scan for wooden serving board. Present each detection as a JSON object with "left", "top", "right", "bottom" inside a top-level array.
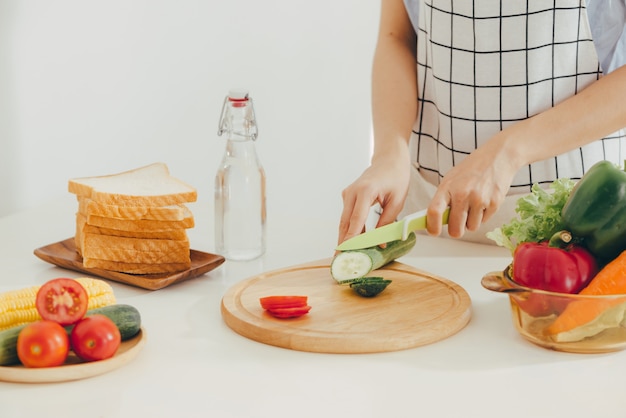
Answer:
[
  {"left": 34, "top": 238, "right": 225, "bottom": 290},
  {"left": 221, "top": 259, "right": 471, "bottom": 353}
]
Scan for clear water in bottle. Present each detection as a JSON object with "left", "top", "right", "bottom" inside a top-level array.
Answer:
[{"left": 215, "top": 90, "right": 266, "bottom": 260}]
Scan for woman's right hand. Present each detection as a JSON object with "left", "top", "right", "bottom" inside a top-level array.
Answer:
[
  {"left": 337, "top": 0, "right": 417, "bottom": 246},
  {"left": 338, "top": 153, "right": 411, "bottom": 245}
]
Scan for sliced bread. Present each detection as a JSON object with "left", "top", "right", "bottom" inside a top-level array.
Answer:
[
  {"left": 78, "top": 196, "right": 188, "bottom": 221},
  {"left": 82, "top": 258, "right": 191, "bottom": 274},
  {"left": 69, "top": 163, "right": 197, "bottom": 275},
  {"left": 68, "top": 162, "right": 197, "bottom": 207},
  {"left": 81, "top": 233, "right": 189, "bottom": 253},
  {"left": 75, "top": 223, "right": 191, "bottom": 256},
  {"left": 82, "top": 211, "right": 194, "bottom": 232},
  {"left": 81, "top": 244, "right": 191, "bottom": 264},
  {"left": 76, "top": 215, "right": 189, "bottom": 241}
]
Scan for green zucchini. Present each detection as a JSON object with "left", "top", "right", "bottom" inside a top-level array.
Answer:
[
  {"left": 0, "top": 304, "right": 141, "bottom": 366},
  {"left": 331, "top": 232, "right": 417, "bottom": 284},
  {"left": 349, "top": 277, "right": 392, "bottom": 297}
]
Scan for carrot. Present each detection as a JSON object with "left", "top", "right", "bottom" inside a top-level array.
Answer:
[
  {"left": 546, "top": 250, "right": 626, "bottom": 336},
  {"left": 546, "top": 299, "right": 621, "bottom": 336},
  {"left": 578, "top": 251, "right": 626, "bottom": 295}
]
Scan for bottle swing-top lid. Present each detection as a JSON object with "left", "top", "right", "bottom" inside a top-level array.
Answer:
[{"left": 218, "top": 89, "right": 258, "bottom": 140}]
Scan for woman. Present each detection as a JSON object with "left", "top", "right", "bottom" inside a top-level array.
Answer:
[{"left": 338, "top": 0, "right": 626, "bottom": 245}]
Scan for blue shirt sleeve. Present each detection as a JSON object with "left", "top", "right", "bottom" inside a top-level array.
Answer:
[
  {"left": 403, "top": 0, "right": 421, "bottom": 33},
  {"left": 586, "top": 0, "right": 626, "bottom": 73}
]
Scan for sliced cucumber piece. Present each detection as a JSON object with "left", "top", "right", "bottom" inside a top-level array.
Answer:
[
  {"left": 331, "top": 232, "right": 416, "bottom": 283},
  {"left": 331, "top": 251, "right": 374, "bottom": 284},
  {"left": 350, "top": 277, "right": 392, "bottom": 297}
]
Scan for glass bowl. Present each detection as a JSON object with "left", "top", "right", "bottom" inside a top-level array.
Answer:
[{"left": 482, "top": 267, "right": 626, "bottom": 353}]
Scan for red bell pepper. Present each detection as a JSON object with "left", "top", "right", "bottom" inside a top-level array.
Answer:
[{"left": 512, "top": 231, "right": 598, "bottom": 294}]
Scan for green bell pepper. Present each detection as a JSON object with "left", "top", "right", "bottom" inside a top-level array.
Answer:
[{"left": 561, "top": 160, "right": 626, "bottom": 260}]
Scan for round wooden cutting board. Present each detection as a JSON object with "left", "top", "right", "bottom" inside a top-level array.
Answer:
[{"left": 221, "top": 259, "right": 471, "bottom": 353}]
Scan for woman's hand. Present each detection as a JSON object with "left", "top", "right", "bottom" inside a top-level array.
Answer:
[
  {"left": 337, "top": 0, "right": 416, "bottom": 246},
  {"left": 338, "top": 154, "right": 411, "bottom": 245},
  {"left": 429, "top": 64, "right": 626, "bottom": 238},
  {"left": 427, "top": 134, "right": 519, "bottom": 238}
]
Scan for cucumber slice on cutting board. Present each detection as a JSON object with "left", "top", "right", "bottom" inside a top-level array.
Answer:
[{"left": 350, "top": 277, "right": 393, "bottom": 297}]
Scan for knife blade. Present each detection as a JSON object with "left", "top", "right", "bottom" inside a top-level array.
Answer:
[{"left": 335, "top": 208, "right": 450, "bottom": 251}]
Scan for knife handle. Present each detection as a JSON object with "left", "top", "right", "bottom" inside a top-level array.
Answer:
[{"left": 401, "top": 207, "right": 450, "bottom": 240}]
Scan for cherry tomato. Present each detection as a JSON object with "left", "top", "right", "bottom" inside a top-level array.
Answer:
[
  {"left": 260, "top": 295, "right": 308, "bottom": 310},
  {"left": 266, "top": 305, "right": 312, "bottom": 318},
  {"left": 36, "top": 278, "right": 89, "bottom": 326},
  {"left": 17, "top": 320, "right": 69, "bottom": 368},
  {"left": 70, "top": 315, "right": 121, "bottom": 362}
]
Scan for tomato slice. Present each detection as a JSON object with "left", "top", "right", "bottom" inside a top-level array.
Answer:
[
  {"left": 266, "top": 305, "right": 312, "bottom": 318},
  {"left": 70, "top": 315, "right": 121, "bottom": 362},
  {"left": 36, "top": 278, "right": 89, "bottom": 326},
  {"left": 17, "top": 320, "right": 70, "bottom": 368},
  {"left": 260, "top": 296, "right": 307, "bottom": 310}
]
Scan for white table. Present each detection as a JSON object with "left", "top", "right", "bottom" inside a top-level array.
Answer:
[{"left": 1, "top": 197, "right": 624, "bottom": 418}]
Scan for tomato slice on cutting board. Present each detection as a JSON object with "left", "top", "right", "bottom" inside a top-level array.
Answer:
[
  {"left": 260, "top": 295, "right": 308, "bottom": 310},
  {"left": 266, "top": 305, "right": 312, "bottom": 318},
  {"left": 36, "top": 278, "right": 89, "bottom": 326},
  {"left": 259, "top": 295, "right": 311, "bottom": 319}
]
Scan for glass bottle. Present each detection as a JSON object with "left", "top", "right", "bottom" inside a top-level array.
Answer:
[{"left": 214, "top": 89, "right": 266, "bottom": 260}]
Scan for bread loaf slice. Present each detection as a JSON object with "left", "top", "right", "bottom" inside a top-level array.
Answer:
[
  {"left": 82, "top": 258, "right": 191, "bottom": 274},
  {"left": 68, "top": 162, "right": 197, "bottom": 207},
  {"left": 82, "top": 233, "right": 189, "bottom": 252},
  {"left": 76, "top": 215, "right": 189, "bottom": 242},
  {"left": 82, "top": 210, "right": 194, "bottom": 232},
  {"left": 75, "top": 215, "right": 191, "bottom": 253},
  {"left": 81, "top": 244, "right": 191, "bottom": 264},
  {"left": 78, "top": 197, "right": 188, "bottom": 221}
]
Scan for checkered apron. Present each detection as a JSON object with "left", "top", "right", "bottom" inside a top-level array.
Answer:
[{"left": 401, "top": 0, "right": 626, "bottom": 243}]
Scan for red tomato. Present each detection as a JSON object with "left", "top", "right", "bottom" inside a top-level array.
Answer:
[
  {"left": 36, "top": 278, "right": 89, "bottom": 326},
  {"left": 17, "top": 320, "right": 69, "bottom": 368},
  {"left": 266, "top": 305, "right": 312, "bottom": 318},
  {"left": 260, "top": 295, "right": 307, "bottom": 310},
  {"left": 70, "top": 314, "right": 121, "bottom": 362}
]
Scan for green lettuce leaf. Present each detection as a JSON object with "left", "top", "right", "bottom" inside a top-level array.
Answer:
[{"left": 486, "top": 178, "right": 576, "bottom": 254}]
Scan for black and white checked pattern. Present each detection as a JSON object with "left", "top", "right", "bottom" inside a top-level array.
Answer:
[{"left": 412, "top": 0, "right": 626, "bottom": 193}]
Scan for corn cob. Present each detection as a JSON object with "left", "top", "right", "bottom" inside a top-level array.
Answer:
[{"left": 0, "top": 277, "right": 116, "bottom": 331}]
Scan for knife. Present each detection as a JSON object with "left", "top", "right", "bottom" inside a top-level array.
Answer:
[{"left": 335, "top": 208, "right": 450, "bottom": 251}]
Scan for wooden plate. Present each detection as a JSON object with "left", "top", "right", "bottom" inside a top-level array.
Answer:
[
  {"left": 34, "top": 238, "right": 225, "bottom": 290},
  {"left": 221, "top": 259, "right": 471, "bottom": 353},
  {"left": 0, "top": 328, "right": 146, "bottom": 383}
]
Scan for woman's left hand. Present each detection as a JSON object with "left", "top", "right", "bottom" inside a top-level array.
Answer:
[{"left": 426, "top": 134, "right": 519, "bottom": 238}]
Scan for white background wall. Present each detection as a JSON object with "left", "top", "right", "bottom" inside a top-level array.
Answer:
[{"left": 0, "top": 1, "right": 379, "bottom": 223}]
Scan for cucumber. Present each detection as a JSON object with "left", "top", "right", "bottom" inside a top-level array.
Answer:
[
  {"left": 0, "top": 324, "right": 27, "bottom": 366},
  {"left": 331, "top": 232, "right": 417, "bottom": 284},
  {"left": 82, "top": 304, "right": 142, "bottom": 341},
  {"left": 0, "top": 304, "right": 141, "bottom": 366},
  {"left": 349, "top": 277, "right": 392, "bottom": 297}
]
